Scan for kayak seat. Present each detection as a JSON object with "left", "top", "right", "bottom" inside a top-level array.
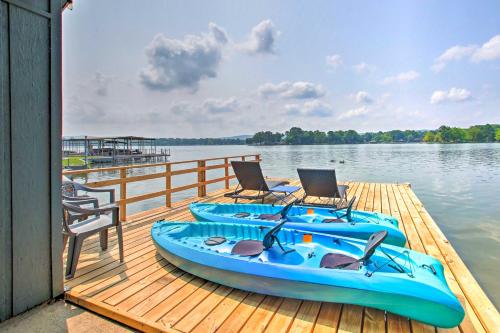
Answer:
[
  {"left": 204, "top": 236, "right": 227, "bottom": 246},
  {"left": 258, "top": 214, "right": 282, "bottom": 221},
  {"left": 320, "top": 253, "right": 360, "bottom": 270},
  {"left": 231, "top": 240, "right": 264, "bottom": 256},
  {"left": 322, "top": 218, "right": 345, "bottom": 223},
  {"left": 234, "top": 212, "right": 250, "bottom": 218}
]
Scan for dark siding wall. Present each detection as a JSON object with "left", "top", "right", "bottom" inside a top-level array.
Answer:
[
  {"left": 10, "top": 5, "right": 52, "bottom": 314},
  {"left": 0, "top": 0, "right": 63, "bottom": 321},
  {"left": 0, "top": 0, "right": 12, "bottom": 321},
  {"left": 50, "top": 0, "right": 64, "bottom": 301}
]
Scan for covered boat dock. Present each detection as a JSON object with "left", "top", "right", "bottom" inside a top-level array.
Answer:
[{"left": 63, "top": 136, "right": 170, "bottom": 166}]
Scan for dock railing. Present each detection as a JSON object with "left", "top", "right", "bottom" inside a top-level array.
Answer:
[{"left": 62, "top": 154, "right": 261, "bottom": 220}]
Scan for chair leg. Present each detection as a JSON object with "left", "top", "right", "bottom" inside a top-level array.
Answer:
[
  {"left": 300, "top": 195, "right": 307, "bottom": 205},
  {"left": 62, "top": 234, "right": 69, "bottom": 252},
  {"left": 100, "top": 229, "right": 108, "bottom": 251},
  {"left": 65, "top": 236, "right": 75, "bottom": 278},
  {"left": 116, "top": 225, "right": 124, "bottom": 262},
  {"left": 66, "top": 236, "right": 84, "bottom": 279}
]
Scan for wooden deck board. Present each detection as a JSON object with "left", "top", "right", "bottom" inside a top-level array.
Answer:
[{"left": 64, "top": 181, "right": 499, "bottom": 333}]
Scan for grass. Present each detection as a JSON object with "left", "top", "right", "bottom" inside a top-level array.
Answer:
[{"left": 62, "top": 156, "right": 88, "bottom": 167}]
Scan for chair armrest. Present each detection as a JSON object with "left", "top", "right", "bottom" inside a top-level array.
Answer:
[
  {"left": 99, "top": 202, "right": 118, "bottom": 208},
  {"left": 64, "top": 197, "right": 98, "bottom": 208},
  {"left": 63, "top": 201, "right": 118, "bottom": 215},
  {"left": 223, "top": 188, "right": 244, "bottom": 197},
  {"left": 74, "top": 183, "right": 116, "bottom": 203}
]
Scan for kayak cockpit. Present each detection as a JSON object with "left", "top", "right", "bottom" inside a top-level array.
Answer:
[
  {"left": 229, "top": 201, "right": 297, "bottom": 257},
  {"left": 195, "top": 198, "right": 392, "bottom": 226},
  {"left": 158, "top": 221, "right": 415, "bottom": 275}
]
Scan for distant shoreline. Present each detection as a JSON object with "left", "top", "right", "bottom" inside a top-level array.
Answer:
[{"left": 159, "top": 141, "right": 500, "bottom": 147}]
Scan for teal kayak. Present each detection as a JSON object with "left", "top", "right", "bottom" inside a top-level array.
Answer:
[
  {"left": 189, "top": 200, "right": 407, "bottom": 246},
  {"left": 152, "top": 221, "right": 464, "bottom": 328}
]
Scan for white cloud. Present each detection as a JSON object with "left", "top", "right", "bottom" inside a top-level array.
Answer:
[
  {"left": 65, "top": 96, "right": 107, "bottom": 124},
  {"left": 285, "top": 100, "right": 333, "bottom": 117},
  {"left": 149, "top": 99, "right": 238, "bottom": 127},
  {"left": 353, "top": 62, "right": 374, "bottom": 73},
  {"left": 91, "top": 72, "right": 112, "bottom": 96},
  {"left": 432, "top": 35, "right": 500, "bottom": 71},
  {"left": 432, "top": 45, "right": 477, "bottom": 72},
  {"left": 430, "top": 88, "right": 472, "bottom": 104},
  {"left": 353, "top": 91, "right": 373, "bottom": 104},
  {"left": 258, "top": 81, "right": 326, "bottom": 99},
  {"left": 380, "top": 93, "right": 392, "bottom": 101},
  {"left": 209, "top": 23, "right": 229, "bottom": 44},
  {"left": 326, "top": 54, "right": 342, "bottom": 68},
  {"left": 239, "top": 20, "right": 278, "bottom": 54},
  {"left": 139, "top": 22, "right": 228, "bottom": 92},
  {"left": 382, "top": 70, "right": 420, "bottom": 84},
  {"left": 471, "top": 35, "right": 500, "bottom": 62},
  {"left": 202, "top": 97, "right": 239, "bottom": 114},
  {"left": 338, "top": 106, "right": 369, "bottom": 120}
]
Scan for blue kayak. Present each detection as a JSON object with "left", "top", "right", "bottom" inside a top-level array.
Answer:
[
  {"left": 152, "top": 221, "right": 464, "bottom": 328},
  {"left": 189, "top": 199, "right": 407, "bottom": 246}
]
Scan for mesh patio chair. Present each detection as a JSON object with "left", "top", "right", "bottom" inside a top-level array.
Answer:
[
  {"left": 224, "top": 161, "right": 292, "bottom": 203},
  {"left": 62, "top": 201, "right": 123, "bottom": 279},
  {"left": 297, "top": 168, "right": 349, "bottom": 208}
]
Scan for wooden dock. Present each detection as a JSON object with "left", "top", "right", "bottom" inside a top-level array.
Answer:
[{"left": 63, "top": 181, "right": 499, "bottom": 333}]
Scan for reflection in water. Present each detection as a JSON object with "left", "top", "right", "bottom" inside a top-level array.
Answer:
[{"left": 81, "top": 143, "right": 500, "bottom": 306}]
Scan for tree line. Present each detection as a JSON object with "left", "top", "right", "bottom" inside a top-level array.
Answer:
[
  {"left": 246, "top": 124, "right": 500, "bottom": 145},
  {"left": 156, "top": 137, "right": 245, "bottom": 146}
]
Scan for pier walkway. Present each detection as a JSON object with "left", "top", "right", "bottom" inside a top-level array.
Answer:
[{"left": 63, "top": 180, "right": 499, "bottom": 333}]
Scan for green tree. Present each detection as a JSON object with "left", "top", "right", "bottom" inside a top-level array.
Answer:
[
  {"left": 249, "top": 131, "right": 283, "bottom": 145},
  {"left": 312, "top": 130, "right": 327, "bottom": 144},
  {"left": 343, "top": 130, "right": 361, "bottom": 144},
  {"left": 327, "top": 131, "right": 343, "bottom": 144},
  {"left": 449, "top": 127, "right": 466, "bottom": 142},
  {"left": 389, "top": 130, "right": 405, "bottom": 142},
  {"left": 467, "top": 126, "right": 481, "bottom": 142},
  {"left": 480, "top": 124, "right": 496, "bottom": 142},
  {"left": 422, "top": 131, "right": 435, "bottom": 142},
  {"left": 251, "top": 124, "right": 499, "bottom": 145},
  {"left": 434, "top": 132, "right": 443, "bottom": 143}
]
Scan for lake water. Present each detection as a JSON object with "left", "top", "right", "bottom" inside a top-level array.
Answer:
[{"left": 80, "top": 143, "right": 500, "bottom": 307}]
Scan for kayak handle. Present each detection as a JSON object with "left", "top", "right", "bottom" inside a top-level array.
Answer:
[{"left": 422, "top": 264, "right": 437, "bottom": 275}]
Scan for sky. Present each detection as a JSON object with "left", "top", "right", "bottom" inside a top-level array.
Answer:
[{"left": 62, "top": 0, "right": 500, "bottom": 138}]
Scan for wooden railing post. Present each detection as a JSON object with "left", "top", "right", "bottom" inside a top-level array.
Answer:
[
  {"left": 165, "top": 163, "right": 172, "bottom": 207},
  {"left": 241, "top": 156, "right": 246, "bottom": 161},
  {"left": 224, "top": 158, "right": 230, "bottom": 189},
  {"left": 119, "top": 167, "right": 127, "bottom": 221},
  {"left": 256, "top": 154, "right": 261, "bottom": 161},
  {"left": 197, "top": 160, "right": 206, "bottom": 197}
]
